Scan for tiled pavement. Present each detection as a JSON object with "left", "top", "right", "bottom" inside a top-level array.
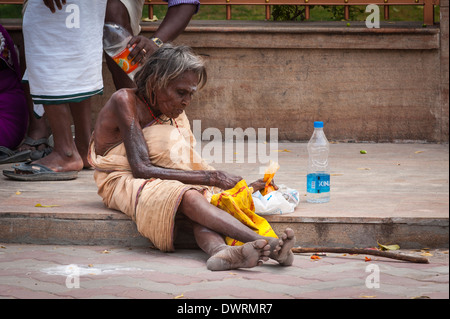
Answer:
[
  {"left": 0, "top": 244, "right": 448, "bottom": 299},
  {"left": 0, "top": 143, "right": 448, "bottom": 301},
  {"left": 1, "top": 143, "right": 449, "bottom": 249}
]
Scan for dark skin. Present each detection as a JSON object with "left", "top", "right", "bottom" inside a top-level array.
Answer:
[
  {"left": 93, "top": 71, "right": 295, "bottom": 270},
  {"left": 43, "top": 0, "right": 66, "bottom": 13},
  {"left": 94, "top": 71, "right": 267, "bottom": 191},
  {"left": 28, "top": 2, "right": 295, "bottom": 270},
  {"left": 127, "top": 4, "right": 198, "bottom": 66}
]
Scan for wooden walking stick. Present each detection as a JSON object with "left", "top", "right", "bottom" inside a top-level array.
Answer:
[{"left": 291, "top": 247, "right": 429, "bottom": 264}]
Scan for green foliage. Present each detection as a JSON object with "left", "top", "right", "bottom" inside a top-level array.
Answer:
[
  {"left": 321, "top": 5, "right": 365, "bottom": 21},
  {"left": 272, "top": 5, "right": 365, "bottom": 21},
  {"left": 272, "top": 5, "right": 310, "bottom": 21},
  {"left": 0, "top": 5, "right": 23, "bottom": 18}
]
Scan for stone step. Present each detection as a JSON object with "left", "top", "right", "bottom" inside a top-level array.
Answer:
[{"left": 1, "top": 143, "right": 448, "bottom": 249}]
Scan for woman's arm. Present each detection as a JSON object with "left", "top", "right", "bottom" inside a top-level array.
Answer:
[{"left": 114, "top": 91, "right": 242, "bottom": 190}]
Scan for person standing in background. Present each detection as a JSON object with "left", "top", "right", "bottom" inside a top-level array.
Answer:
[
  {"left": 0, "top": 24, "right": 29, "bottom": 164},
  {"left": 4, "top": 0, "right": 107, "bottom": 181},
  {"left": 14, "top": 0, "right": 200, "bottom": 164},
  {"left": 105, "top": 0, "right": 200, "bottom": 90}
]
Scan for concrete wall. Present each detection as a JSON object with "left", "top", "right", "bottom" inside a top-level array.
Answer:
[{"left": 2, "top": 1, "right": 448, "bottom": 142}]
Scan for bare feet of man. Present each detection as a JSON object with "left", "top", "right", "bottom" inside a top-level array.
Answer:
[{"left": 206, "top": 239, "right": 271, "bottom": 271}]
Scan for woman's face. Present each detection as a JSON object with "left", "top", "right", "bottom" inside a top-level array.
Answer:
[{"left": 154, "top": 71, "right": 199, "bottom": 119}]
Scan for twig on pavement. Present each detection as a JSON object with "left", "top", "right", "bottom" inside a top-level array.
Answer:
[{"left": 291, "top": 247, "right": 429, "bottom": 263}]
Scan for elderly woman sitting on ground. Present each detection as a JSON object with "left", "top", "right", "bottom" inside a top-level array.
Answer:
[{"left": 88, "top": 44, "right": 295, "bottom": 271}]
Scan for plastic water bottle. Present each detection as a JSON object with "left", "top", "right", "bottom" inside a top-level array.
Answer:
[
  {"left": 306, "top": 121, "right": 330, "bottom": 203},
  {"left": 103, "top": 23, "right": 142, "bottom": 80}
]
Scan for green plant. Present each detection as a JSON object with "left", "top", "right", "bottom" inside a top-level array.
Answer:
[
  {"left": 272, "top": 5, "right": 366, "bottom": 21},
  {"left": 272, "top": 5, "right": 311, "bottom": 21},
  {"left": 321, "top": 5, "right": 365, "bottom": 20},
  {"left": 0, "top": 4, "right": 23, "bottom": 18}
]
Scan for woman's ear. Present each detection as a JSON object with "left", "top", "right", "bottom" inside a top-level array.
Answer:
[{"left": 150, "top": 90, "right": 157, "bottom": 107}]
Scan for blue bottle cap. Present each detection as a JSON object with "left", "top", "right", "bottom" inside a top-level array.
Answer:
[{"left": 314, "top": 121, "right": 324, "bottom": 128}]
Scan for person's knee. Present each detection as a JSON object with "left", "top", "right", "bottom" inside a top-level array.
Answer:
[
  {"left": 180, "top": 189, "right": 206, "bottom": 213},
  {"left": 182, "top": 189, "right": 202, "bottom": 205}
]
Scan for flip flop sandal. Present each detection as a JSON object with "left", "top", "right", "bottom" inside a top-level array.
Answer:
[
  {"left": 0, "top": 146, "right": 31, "bottom": 164},
  {"left": 30, "top": 146, "right": 53, "bottom": 161},
  {"left": 22, "top": 136, "right": 53, "bottom": 148},
  {"left": 3, "top": 162, "right": 78, "bottom": 181},
  {"left": 21, "top": 136, "right": 54, "bottom": 160}
]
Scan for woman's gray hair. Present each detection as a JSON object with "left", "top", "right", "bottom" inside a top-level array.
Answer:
[{"left": 134, "top": 44, "right": 207, "bottom": 100}]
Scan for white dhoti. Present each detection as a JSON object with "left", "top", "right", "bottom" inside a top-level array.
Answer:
[{"left": 22, "top": 0, "right": 107, "bottom": 107}]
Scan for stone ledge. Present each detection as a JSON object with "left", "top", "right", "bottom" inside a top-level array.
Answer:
[
  {"left": 150, "top": 20, "right": 441, "bottom": 50},
  {"left": 1, "top": 18, "right": 446, "bottom": 141},
  {"left": 1, "top": 19, "right": 440, "bottom": 50},
  {"left": 1, "top": 212, "right": 447, "bottom": 249}
]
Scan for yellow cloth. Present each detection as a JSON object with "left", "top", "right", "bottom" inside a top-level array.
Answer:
[{"left": 210, "top": 180, "right": 278, "bottom": 246}]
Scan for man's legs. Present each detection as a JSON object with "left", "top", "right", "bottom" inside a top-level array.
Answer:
[
  {"left": 69, "top": 99, "right": 92, "bottom": 168},
  {"left": 30, "top": 103, "right": 83, "bottom": 173},
  {"left": 16, "top": 83, "right": 50, "bottom": 154},
  {"left": 179, "top": 189, "right": 295, "bottom": 270},
  {"left": 16, "top": 86, "right": 92, "bottom": 168}
]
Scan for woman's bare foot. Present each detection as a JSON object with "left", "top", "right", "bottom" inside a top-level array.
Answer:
[
  {"left": 206, "top": 239, "right": 271, "bottom": 271},
  {"left": 270, "top": 228, "right": 295, "bottom": 266}
]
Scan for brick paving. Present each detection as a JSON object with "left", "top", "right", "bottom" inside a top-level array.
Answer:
[
  {"left": 0, "top": 244, "right": 448, "bottom": 300},
  {"left": 0, "top": 143, "right": 448, "bottom": 301}
]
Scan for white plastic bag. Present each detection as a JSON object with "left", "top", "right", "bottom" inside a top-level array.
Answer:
[{"left": 252, "top": 185, "right": 299, "bottom": 215}]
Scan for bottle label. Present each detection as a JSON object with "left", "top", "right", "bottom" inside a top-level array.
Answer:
[
  {"left": 112, "top": 46, "right": 138, "bottom": 74},
  {"left": 307, "top": 173, "right": 330, "bottom": 193}
]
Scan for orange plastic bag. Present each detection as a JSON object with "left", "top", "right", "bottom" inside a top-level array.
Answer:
[
  {"left": 261, "top": 161, "right": 280, "bottom": 196},
  {"left": 210, "top": 179, "right": 278, "bottom": 246}
]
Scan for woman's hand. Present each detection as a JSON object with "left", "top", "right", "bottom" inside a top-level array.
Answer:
[
  {"left": 248, "top": 178, "right": 278, "bottom": 193},
  {"left": 209, "top": 170, "right": 243, "bottom": 190}
]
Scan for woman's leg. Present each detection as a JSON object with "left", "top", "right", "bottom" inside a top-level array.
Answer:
[
  {"left": 192, "top": 222, "right": 270, "bottom": 271},
  {"left": 179, "top": 189, "right": 295, "bottom": 267},
  {"left": 180, "top": 189, "right": 277, "bottom": 246}
]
